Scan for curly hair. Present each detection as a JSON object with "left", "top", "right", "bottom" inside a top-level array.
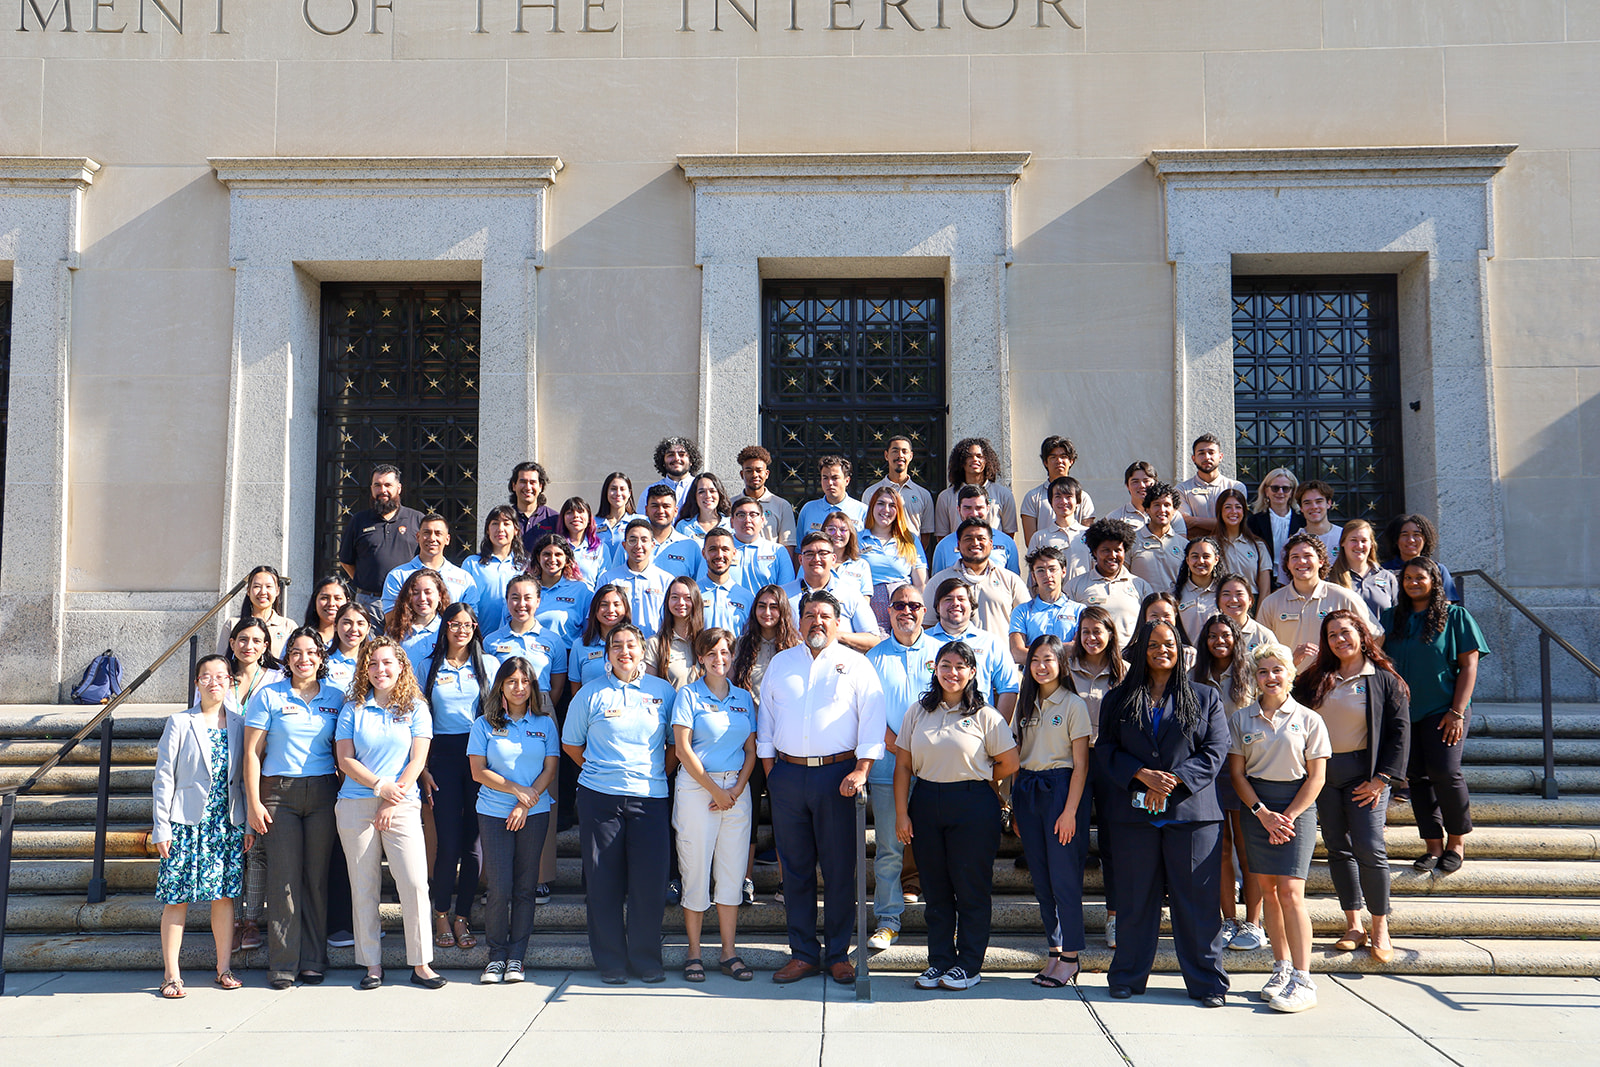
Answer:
[
  {"left": 385, "top": 568, "right": 450, "bottom": 639},
  {"left": 653, "top": 436, "right": 702, "bottom": 478},
  {"left": 346, "top": 635, "right": 424, "bottom": 714},
  {"left": 1389, "top": 557, "right": 1450, "bottom": 641},
  {"left": 946, "top": 437, "right": 1001, "bottom": 489},
  {"left": 1281, "top": 531, "right": 1330, "bottom": 582}
]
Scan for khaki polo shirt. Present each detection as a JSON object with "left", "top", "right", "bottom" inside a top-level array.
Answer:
[
  {"left": 1064, "top": 653, "right": 1116, "bottom": 738},
  {"left": 1128, "top": 527, "right": 1187, "bottom": 593},
  {"left": 923, "top": 562, "right": 1030, "bottom": 640},
  {"left": 1176, "top": 581, "right": 1219, "bottom": 646},
  {"left": 898, "top": 702, "right": 1015, "bottom": 783},
  {"left": 1229, "top": 696, "right": 1332, "bottom": 782},
  {"left": 1257, "top": 580, "right": 1374, "bottom": 650},
  {"left": 1218, "top": 536, "right": 1269, "bottom": 595},
  {"left": 1318, "top": 660, "right": 1375, "bottom": 753},
  {"left": 1016, "top": 686, "right": 1093, "bottom": 771},
  {"left": 1065, "top": 569, "right": 1153, "bottom": 649}
]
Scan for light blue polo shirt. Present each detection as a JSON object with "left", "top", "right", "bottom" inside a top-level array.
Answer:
[
  {"left": 838, "top": 558, "right": 874, "bottom": 602},
  {"left": 699, "top": 580, "right": 755, "bottom": 634},
  {"left": 468, "top": 712, "right": 560, "bottom": 818},
  {"left": 671, "top": 678, "right": 756, "bottom": 775},
  {"left": 797, "top": 495, "right": 869, "bottom": 538},
  {"left": 1009, "top": 595, "right": 1085, "bottom": 646},
  {"left": 460, "top": 554, "right": 522, "bottom": 635},
  {"left": 925, "top": 624, "right": 1021, "bottom": 705},
  {"left": 650, "top": 532, "right": 703, "bottom": 580},
  {"left": 335, "top": 696, "right": 433, "bottom": 800},
  {"left": 731, "top": 536, "right": 795, "bottom": 591},
  {"left": 325, "top": 649, "right": 360, "bottom": 697},
  {"left": 859, "top": 532, "right": 928, "bottom": 586},
  {"left": 426, "top": 655, "right": 500, "bottom": 735},
  {"left": 244, "top": 679, "right": 345, "bottom": 778},
  {"left": 561, "top": 673, "right": 678, "bottom": 798},
  {"left": 379, "top": 555, "right": 480, "bottom": 615},
  {"left": 597, "top": 563, "right": 675, "bottom": 638},
  {"left": 596, "top": 513, "right": 644, "bottom": 555},
  {"left": 534, "top": 578, "right": 591, "bottom": 643},
  {"left": 781, "top": 576, "right": 881, "bottom": 636},
  {"left": 864, "top": 631, "right": 940, "bottom": 783},
  {"left": 567, "top": 637, "right": 610, "bottom": 689},
  {"left": 929, "top": 529, "right": 1024, "bottom": 576},
  {"left": 675, "top": 517, "right": 719, "bottom": 542},
  {"left": 482, "top": 623, "right": 567, "bottom": 692},
  {"left": 570, "top": 540, "right": 608, "bottom": 586},
  {"left": 400, "top": 618, "right": 441, "bottom": 668}
]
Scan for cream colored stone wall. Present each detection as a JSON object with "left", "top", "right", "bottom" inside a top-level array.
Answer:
[{"left": 3, "top": 0, "right": 1598, "bottom": 698}]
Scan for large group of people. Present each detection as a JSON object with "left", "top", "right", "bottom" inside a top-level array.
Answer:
[{"left": 151, "top": 432, "right": 1490, "bottom": 1011}]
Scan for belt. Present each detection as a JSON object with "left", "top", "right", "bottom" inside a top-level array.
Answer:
[{"left": 775, "top": 750, "right": 854, "bottom": 767}]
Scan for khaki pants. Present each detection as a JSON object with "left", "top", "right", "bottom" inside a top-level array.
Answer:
[{"left": 336, "top": 796, "right": 431, "bottom": 968}]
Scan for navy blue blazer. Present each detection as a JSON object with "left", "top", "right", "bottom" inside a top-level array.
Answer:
[{"left": 1093, "top": 680, "right": 1230, "bottom": 824}]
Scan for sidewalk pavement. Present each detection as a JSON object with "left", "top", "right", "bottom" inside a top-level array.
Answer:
[{"left": 3, "top": 968, "right": 1597, "bottom": 1065}]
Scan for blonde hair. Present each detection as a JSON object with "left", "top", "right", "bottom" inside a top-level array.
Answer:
[
  {"left": 1250, "top": 641, "right": 1298, "bottom": 682},
  {"left": 347, "top": 636, "right": 424, "bottom": 712},
  {"left": 1250, "top": 467, "right": 1300, "bottom": 514}
]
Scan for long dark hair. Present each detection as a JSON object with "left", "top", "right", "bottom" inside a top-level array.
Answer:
[
  {"left": 651, "top": 577, "right": 705, "bottom": 680},
  {"left": 558, "top": 497, "right": 602, "bottom": 553},
  {"left": 946, "top": 436, "right": 1001, "bottom": 489},
  {"left": 302, "top": 575, "right": 354, "bottom": 630},
  {"left": 1191, "top": 614, "right": 1253, "bottom": 709},
  {"left": 583, "top": 583, "right": 633, "bottom": 646},
  {"left": 676, "top": 472, "right": 731, "bottom": 527},
  {"left": 918, "top": 641, "right": 986, "bottom": 715},
  {"left": 1070, "top": 606, "right": 1126, "bottom": 685},
  {"left": 1389, "top": 557, "right": 1450, "bottom": 641},
  {"left": 1103, "top": 619, "right": 1204, "bottom": 735},
  {"left": 1137, "top": 591, "right": 1190, "bottom": 646},
  {"left": 423, "top": 602, "right": 491, "bottom": 710},
  {"left": 596, "top": 472, "right": 636, "bottom": 523},
  {"left": 478, "top": 504, "right": 531, "bottom": 569},
  {"left": 226, "top": 615, "right": 283, "bottom": 674},
  {"left": 1014, "top": 634, "right": 1078, "bottom": 746},
  {"left": 483, "top": 656, "right": 542, "bottom": 732},
  {"left": 235, "top": 564, "right": 285, "bottom": 621},
  {"left": 385, "top": 568, "right": 450, "bottom": 639},
  {"left": 731, "top": 584, "right": 799, "bottom": 692},
  {"left": 1298, "top": 608, "right": 1408, "bottom": 707},
  {"left": 1172, "top": 536, "right": 1222, "bottom": 596},
  {"left": 282, "top": 625, "right": 330, "bottom": 682}
]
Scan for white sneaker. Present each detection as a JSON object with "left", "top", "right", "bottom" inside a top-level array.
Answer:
[
  {"left": 914, "top": 966, "right": 944, "bottom": 989},
  {"left": 867, "top": 927, "right": 899, "bottom": 951},
  {"left": 1259, "top": 962, "right": 1292, "bottom": 1001},
  {"left": 503, "top": 960, "right": 525, "bottom": 984},
  {"left": 1211, "top": 919, "right": 1238, "bottom": 953},
  {"left": 1270, "top": 976, "right": 1318, "bottom": 1013},
  {"left": 1104, "top": 915, "right": 1117, "bottom": 949},
  {"left": 938, "top": 966, "right": 981, "bottom": 990},
  {"left": 1230, "top": 921, "right": 1265, "bottom": 951},
  {"left": 480, "top": 961, "right": 506, "bottom": 985}
]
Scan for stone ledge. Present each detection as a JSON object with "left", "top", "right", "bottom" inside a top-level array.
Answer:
[
  {"left": 0, "top": 157, "right": 100, "bottom": 188},
  {"left": 1147, "top": 145, "right": 1515, "bottom": 185},
  {"left": 210, "top": 156, "right": 564, "bottom": 189},
  {"left": 678, "top": 152, "right": 1031, "bottom": 184}
]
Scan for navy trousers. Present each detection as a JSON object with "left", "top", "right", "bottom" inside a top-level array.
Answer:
[
  {"left": 577, "top": 785, "right": 670, "bottom": 979},
  {"left": 428, "top": 731, "right": 482, "bottom": 917},
  {"left": 1013, "top": 767, "right": 1091, "bottom": 952},
  {"left": 479, "top": 810, "right": 549, "bottom": 963},
  {"left": 909, "top": 778, "right": 1002, "bottom": 975},
  {"left": 768, "top": 759, "right": 857, "bottom": 966},
  {"left": 1090, "top": 761, "right": 1120, "bottom": 912},
  {"left": 1107, "top": 818, "right": 1229, "bottom": 999}
]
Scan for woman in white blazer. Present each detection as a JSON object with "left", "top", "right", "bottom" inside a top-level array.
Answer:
[{"left": 151, "top": 655, "right": 255, "bottom": 998}]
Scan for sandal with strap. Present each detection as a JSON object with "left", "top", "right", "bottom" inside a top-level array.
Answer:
[
  {"left": 683, "top": 958, "right": 706, "bottom": 983},
  {"left": 1033, "top": 949, "right": 1062, "bottom": 986},
  {"left": 434, "top": 912, "right": 457, "bottom": 950},
  {"left": 160, "top": 979, "right": 186, "bottom": 999},
  {"left": 719, "top": 956, "right": 754, "bottom": 981},
  {"left": 213, "top": 971, "right": 242, "bottom": 990},
  {"left": 453, "top": 916, "right": 477, "bottom": 950}
]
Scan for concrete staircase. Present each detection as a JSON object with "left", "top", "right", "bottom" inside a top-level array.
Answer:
[{"left": 5, "top": 702, "right": 1600, "bottom": 977}]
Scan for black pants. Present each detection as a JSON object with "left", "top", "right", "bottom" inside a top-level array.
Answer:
[
  {"left": 262, "top": 773, "right": 338, "bottom": 980},
  {"left": 479, "top": 810, "right": 550, "bottom": 963},
  {"left": 1013, "top": 767, "right": 1090, "bottom": 952},
  {"left": 1090, "top": 761, "right": 1119, "bottom": 912},
  {"left": 768, "top": 759, "right": 857, "bottom": 966},
  {"left": 428, "top": 732, "right": 482, "bottom": 916},
  {"left": 1408, "top": 711, "right": 1473, "bottom": 839},
  {"left": 577, "top": 785, "right": 670, "bottom": 979},
  {"left": 910, "top": 778, "right": 1002, "bottom": 975},
  {"left": 1107, "top": 819, "right": 1228, "bottom": 999},
  {"left": 1318, "top": 750, "right": 1391, "bottom": 915},
  {"left": 327, "top": 831, "right": 353, "bottom": 934}
]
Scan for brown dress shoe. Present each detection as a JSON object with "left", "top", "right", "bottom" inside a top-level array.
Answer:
[
  {"left": 772, "top": 959, "right": 823, "bottom": 984},
  {"left": 829, "top": 961, "right": 856, "bottom": 985}
]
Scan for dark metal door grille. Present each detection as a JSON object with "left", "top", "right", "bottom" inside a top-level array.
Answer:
[
  {"left": 761, "top": 280, "right": 946, "bottom": 504},
  {"left": 316, "top": 284, "right": 481, "bottom": 571},
  {"left": 1233, "top": 275, "right": 1405, "bottom": 521}
]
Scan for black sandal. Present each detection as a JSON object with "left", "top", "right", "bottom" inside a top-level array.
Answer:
[
  {"left": 683, "top": 958, "right": 706, "bottom": 983},
  {"left": 1033, "top": 949, "right": 1061, "bottom": 986},
  {"left": 719, "top": 956, "right": 754, "bottom": 981}
]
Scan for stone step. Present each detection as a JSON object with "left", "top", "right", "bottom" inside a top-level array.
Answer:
[
  {"left": 1466, "top": 708, "right": 1600, "bottom": 739},
  {"left": 0, "top": 706, "right": 183, "bottom": 740},
  {"left": 5, "top": 931, "right": 1598, "bottom": 978},
  {"left": 6, "top": 891, "right": 1597, "bottom": 941},
  {"left": 1461, "top": 766, "right": 1600, "bottom": 793},
  {"left": 0, "top": 739, "right": 158, "bottom": 766},
  {"left": 11, "top": 855, "right": 1599, "bottom": 898},
  {"left": 1459, "top": 739, "right": 1600, "bottom": 764},
  {"left": 12, "top": 823, "right": 1600, "bottom": 862}
]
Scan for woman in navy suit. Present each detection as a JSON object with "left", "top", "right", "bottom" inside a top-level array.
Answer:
[{"left": 1094, "top": 619, "right": 1231, "bottom": 1006}]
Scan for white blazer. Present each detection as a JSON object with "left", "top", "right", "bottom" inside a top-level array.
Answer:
[{"left": 151, "top": 706, "right": 247, "bottom": 845}]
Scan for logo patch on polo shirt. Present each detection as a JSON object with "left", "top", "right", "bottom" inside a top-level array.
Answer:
[
  {"left": 1051, "top": 715, "right": 1063, "bottom": 727},
  {"left": 836, "top": 664, "right": 847, "bottom": 674},
  {"left": 1289, "top": 722, "right": 1302, "bottom": 733}
]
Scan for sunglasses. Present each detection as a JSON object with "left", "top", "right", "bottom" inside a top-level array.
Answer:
[{"left": 889, "top": 602, "right": 924, "bottom": 612}]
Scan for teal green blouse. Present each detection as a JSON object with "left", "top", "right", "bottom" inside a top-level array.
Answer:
[{"left": 1381, "top": 604, "right": 1491, "bottom": 723}]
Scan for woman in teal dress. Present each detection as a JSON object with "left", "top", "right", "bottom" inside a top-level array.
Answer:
[
  {"left": 1382, "top": 557, "right": 1490, "bottom": 875},
  {"left": 152, "top": 655, "right": 255, "bottom": 998}
]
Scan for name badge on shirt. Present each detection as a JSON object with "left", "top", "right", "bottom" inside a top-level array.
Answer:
[
  {"left": 1289, "top": 722, "right": 1302, "bottom": 733},
  {"left": 1243, "top": 731, "right": 1261, "bottom": 744},
  {"left": 1353, "top": 684, "right": 1367, "bottom": 695},
  {"left": 603, "top": 704, "right": 624, "bottom": 718},
  {"left": 496, "top": 642, "right": 516, "bottom": 654},
  {"left": 280, "top": 705, "right": 304, "bottom": 717},
  {"left": 1279, "top": 612, "right": 1300, "bottom": 621},
  {"left": 492, "top": 726, "right": 509, "bottom": 737}
]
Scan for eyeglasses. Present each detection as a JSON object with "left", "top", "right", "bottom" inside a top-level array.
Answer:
[
  {"left": 889, "top": 602, "right": 924, "bottom": 612},
  {"left": 446, "top": 622, "right": 476, "bottom": 631},
  {"left": 1267, "top": 484, "right": 1293, "bottom": 492}
]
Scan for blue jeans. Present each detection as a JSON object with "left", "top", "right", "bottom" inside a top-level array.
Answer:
[{"left": 868, "top": 777, "right": 904, "bottom": 931}]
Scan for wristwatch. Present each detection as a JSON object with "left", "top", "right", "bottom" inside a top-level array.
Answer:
[{"left": 1250, "top": 801, "right": 1267, "bottom": 814}]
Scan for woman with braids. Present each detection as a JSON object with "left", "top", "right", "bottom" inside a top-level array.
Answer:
[
  {"left": 932, "top": 436, "right": 1018, "bottom": 538},
  {"left": 1011, "top": 634, "right": 1093, "bottom": 988},
  {"left": 1295, "top": 609, "right": 1410, "bottom": 962},
  {"left": 1382, "top": 557, "right": 1488, "bottom": 875},
  {"left": 334, "top": 637, "right": 443, "bottom": 990},
  {"left": 1094, "top": 618, "right": 1230, "bottom": 1006},
  {"left": 1190, "top": 613, "right": 1265, "bottom": 953}
]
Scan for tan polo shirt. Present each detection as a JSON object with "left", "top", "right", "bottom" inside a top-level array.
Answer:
[
  {"left": 1128, "top": 527, "right": 1187, "bottom": 593},
  {"left": 1317, "top": 660, "right": 1375, "bottom": 754},
  {"left": 1218, "top": 536, "right": 1269, "bottom": 596},
  {"left": 897, "top": 701, "right": 1016, "bottom": 783},
  {"left": 1177, "top": 474, "right": 1246, "bottom": 521},
  {"left": 1257, "top": 580, "right": 1374, "bottom": 650},
  {"left": 1176, "top": 581, "right": 1219, "bottom": 645},
  {"left": 1064, "top": 653, "right": 1116, "bottom": 739},
  {"left": 923, "top": 561, "right": 1030, "bottom": 640},
  {"left": 643, "top": 630, "right": 699, "bottom": 691},
  {"left": 1016, "top": 686, "right": 1093, "bottom": 771},
  {"left": 1229, "top": 696, "right": 1332, "bottom": 782},
  {"left": 1065, "top": 569, "right": 1153, "bottom": 649}
]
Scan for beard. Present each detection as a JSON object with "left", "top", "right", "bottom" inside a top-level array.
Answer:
[{"left": 806, "top": 632, "right": 828, "bottom": 650}]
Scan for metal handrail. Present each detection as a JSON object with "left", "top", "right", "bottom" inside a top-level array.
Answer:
[
  {"left": 0, "top": 573, "right": 272, "bottom": 995},
  {"left": 1455, "top": 569, "right": 1597, "bottom": 801}
]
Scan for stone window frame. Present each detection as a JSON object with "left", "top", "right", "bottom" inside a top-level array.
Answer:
[
  {"left": 676, "top": 151, "right": 1029, "bottom": 479},
  {"left": 1147, "top": 145, "right": 1515, "bottom": 574},
  {"left": 0, "top": 157, "right": 99, "bottom": 700},
  {"left": 208, "top": 156, "right": 561, "bottom": 612}
]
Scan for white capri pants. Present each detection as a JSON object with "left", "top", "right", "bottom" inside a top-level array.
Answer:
[
  {"left": 672, "top": 768, "right": 752, "bottom": 912},
  {"left": 336, "top": 796, "right": 432, "bottom": 968}
]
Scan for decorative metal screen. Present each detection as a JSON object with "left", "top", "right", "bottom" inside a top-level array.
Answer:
[
  {"left": 315, "top": 284, "right": 481, "bottom": 571},
  {"left": 761, "top": 280, "right": 946, "bottom": 504},
  {"left": 1233, "top": 275, "right": 1405, "bottom": 522},
  {"left": 0, "top": 283, "right": 9, "bottom": 560}
]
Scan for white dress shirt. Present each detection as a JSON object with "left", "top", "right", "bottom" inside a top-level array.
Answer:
[{"left": 757, "top": 642, "right": 887, "bottom": 761}]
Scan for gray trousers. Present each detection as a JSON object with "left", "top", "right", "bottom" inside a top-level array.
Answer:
[
  {"left": 1316, "top": 750, "right": 1391, "bottom": 916},
  {"left": 262, "top": 774, "right": 339, "bottom": 979}
]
